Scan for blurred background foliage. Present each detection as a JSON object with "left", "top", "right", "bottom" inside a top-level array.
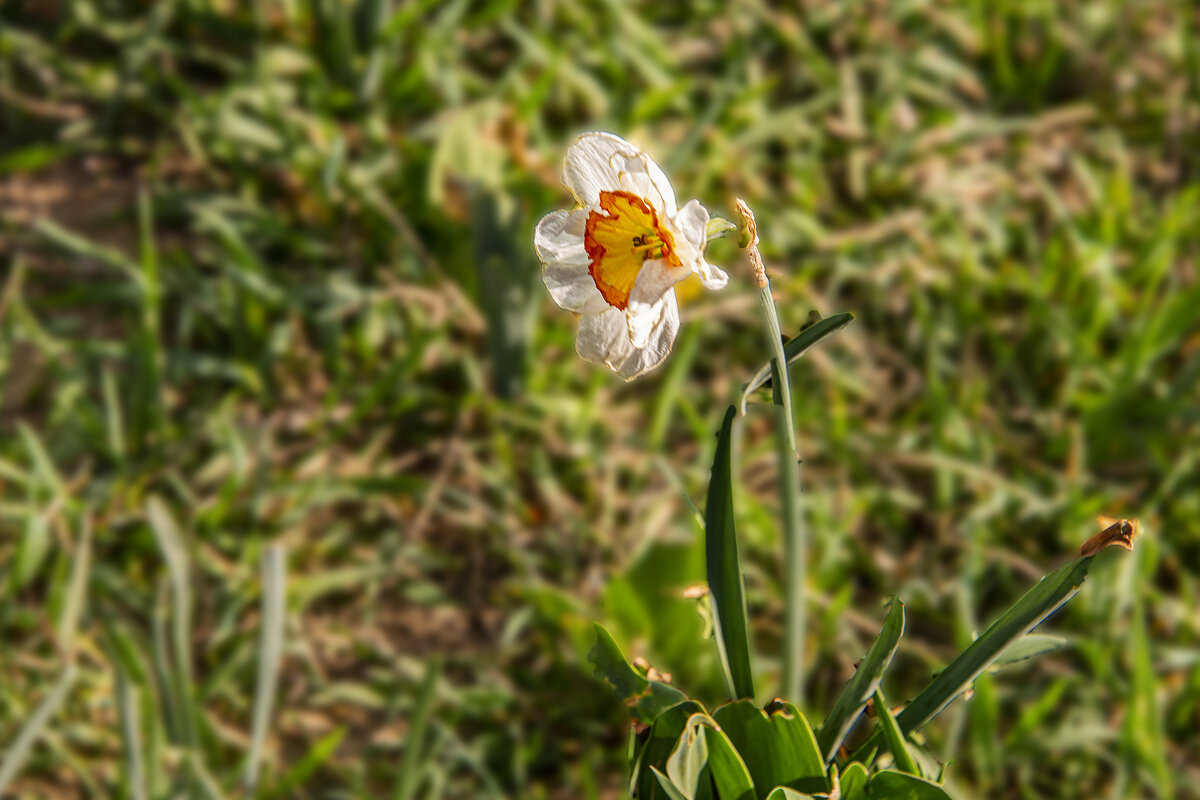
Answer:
[{"left": 0, "top": 0, "right": 1198, "bottom": 797}]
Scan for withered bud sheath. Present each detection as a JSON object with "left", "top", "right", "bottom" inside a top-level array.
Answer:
[{"left": 734, "top": 198, "right": 768, "bottom": 289}]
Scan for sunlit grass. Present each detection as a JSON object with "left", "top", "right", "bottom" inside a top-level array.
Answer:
[{"left": 0, "top": 1, "right": 1197, "bottom": 797}]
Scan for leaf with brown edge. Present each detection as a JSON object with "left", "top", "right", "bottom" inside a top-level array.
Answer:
[{"left": 589, "top": 623, "right": 688, "bottom": 725}]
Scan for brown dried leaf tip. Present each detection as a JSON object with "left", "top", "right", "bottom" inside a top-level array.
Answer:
[{"left": 1080, "top": 515, "right": 1141, "bottom": 557}]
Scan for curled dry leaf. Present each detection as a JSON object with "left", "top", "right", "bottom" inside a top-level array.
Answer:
[{"left": 1080, "top": 516, "right": 1141, "bottom": 557}]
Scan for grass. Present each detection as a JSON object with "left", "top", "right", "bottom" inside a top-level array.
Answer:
[{"left": 1, "top": 1, "right": 1198, "bottom": 797}]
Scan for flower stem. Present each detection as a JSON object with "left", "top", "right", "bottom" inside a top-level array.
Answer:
[
  {"left": 736, "top": 199, "right": 805, "bottom": 704},
  {"left": 759, "top": 281, "right": 806, "bottom": 705}
]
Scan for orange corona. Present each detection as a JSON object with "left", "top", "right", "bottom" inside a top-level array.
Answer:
[{"left": 584, "top": 190, "right": 682, "bottom": 310}]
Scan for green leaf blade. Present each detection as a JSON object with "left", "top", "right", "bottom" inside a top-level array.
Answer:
[
  {"left": 631, "top": 703, "right": 706, "bottom": 800},
  {"left": 868, "top": 770, "right": 954, "bottom": 799},
  {"left": 740, "top": 313, "right": 855, "bottom": 413},
  {"left": 895, "top": 555, "right": 1095, "bottom": 737},
  {"left": 705, "top": 406, "right": 755, "bottom": 701},
  {"left": 873, "top": 688, "right": 921, "bottom": 777},
  {"left": 652, "top": 767, "right": 695, "bottom": 800},
  {"left": 703, "top": 722, "right": 757, "bottom": 800},
  {"left": 712, "top": 700, "right": 827, "bottom": 798},
  {"left": 816, "top": 598, "right": 905, "bottom": 763},
  {"left": 588, "top": 623, "right": 688, "bottom": 725}
]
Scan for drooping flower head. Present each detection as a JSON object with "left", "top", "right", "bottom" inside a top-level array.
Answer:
[{"left": 535, "top": 133, "right": 728, "bottom": 379}]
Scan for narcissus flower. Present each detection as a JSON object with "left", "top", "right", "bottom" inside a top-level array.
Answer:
[{"left": 535, "top": 132, "right": 728, "bottom": 379}]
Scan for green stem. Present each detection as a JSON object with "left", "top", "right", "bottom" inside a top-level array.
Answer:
[{"left": 757, "top": 280, "right": 806, "bottom": 704}]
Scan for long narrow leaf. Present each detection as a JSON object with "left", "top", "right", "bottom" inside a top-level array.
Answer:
[
  {"left": 816, "top": 599, "right": 904, "bottom": 763},
  {"left": 896, "top": 555, "right": 1095, "bottom": 735},
  {"left": 740, "top": 313, "right": 855, "bottom": 413},
  {"left": 850, "top": 554, "right": 1099, "bottom": 762},
  {"left": 706, "top": 406, "right": 754, "bottom": 700}
]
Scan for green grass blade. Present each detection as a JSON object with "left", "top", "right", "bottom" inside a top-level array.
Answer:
[
  {"left": 0, "top": 514, "right": 91, "bottom": 793},
  {"left": 55, "top": 516, "right": 92, "bottom": 656},
  {"left": 394, "top": 656, "right": 441, "bottom": 800},
  {"left": 740, "top": 313, "right": 855, "bottom": 414},
  {"left": 145, "top": 497, "right": 198, "bottom": 750},
  {"left": 244, "top": 544, "right": 287, "bottom": 794},
  {"left": 14, "top": 508, "right": 52, "bottom": 592},
  {"left": 470, "top": 186, "right": 531, "bottom": 398},
  {"left": 706, "top": 406, "right": 755, "bottom": 701},
  {"left": 101, "top": 367, "right": 127, "bottom": 465},
  {"left": 31, "top": 218, "right": 143, "bottom": 284},
  {"left": 115, "top": 668, "right": 149, "bottom": 800},
  {"left": 0, "top": 663, "right": 77, "bottom": 794},
  {"left": 188, "top": 751, "right": 228, "bottom": 800},
  {"left": 873, "top": 688, "right": 921, "bottom": 776},
  {"left": 262, "top": 727, "right": 346, "bottom": 800},
  {"left": 18, "top": 423, "right": 63, "bottom": 498},
  {"left": 132, "top": 187, "right": 165, "bottom": 449},
  {"left": 816, "top": 598, "right": 904, "bottom": 764}
]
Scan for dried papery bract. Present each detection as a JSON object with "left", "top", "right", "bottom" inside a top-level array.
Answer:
[{"left": 734, "top": 198, "right": 767, "bottom": 289}]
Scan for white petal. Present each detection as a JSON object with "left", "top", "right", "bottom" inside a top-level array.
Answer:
[
  {"left": 575, "top": 297, "right": 679, "bottom": 381},
  {"left": 695, "top": 259, "right": 729, "bottom": 290},
  {"left": 615, "top": 152, "right": 677, "bottom": 216},
  {"left": 672, "top": 199, "right": 728, "bottom": 290},
  {"left": 615, "top": 291, "right": 679, "bottom": 380},
  {"left": 534, "top": 209, "right": 610, "bottom": 314},
  {"left": 576, "top": 306, "right": 633, "bottom": 364},
  {"left": 626, "top": 260, "right": 688, "bottom": 348},
  {"left": 674, "top": 199, "right": 709, "bottom": 252},
  {"left": 563, "top": 132, "right": 676, "bottom": 215}
]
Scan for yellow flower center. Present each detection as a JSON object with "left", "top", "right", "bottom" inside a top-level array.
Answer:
[{"left": 584, "top": 190, "right": 681, "bottom": 310}]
